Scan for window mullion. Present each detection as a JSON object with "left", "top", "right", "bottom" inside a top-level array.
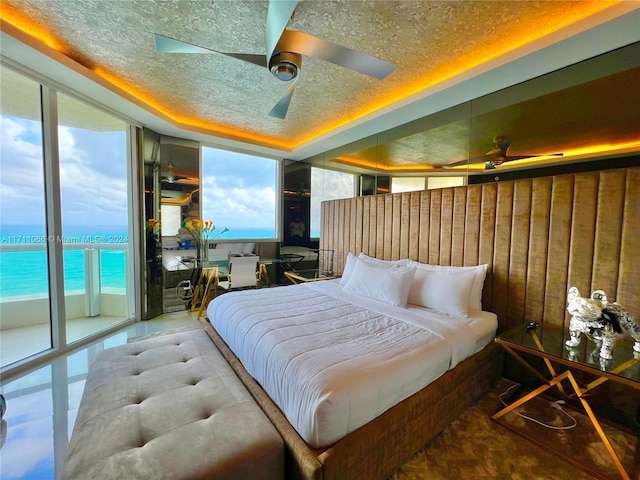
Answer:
[{"left": 41, "top": 86, "right": 66, "bottom": 349}]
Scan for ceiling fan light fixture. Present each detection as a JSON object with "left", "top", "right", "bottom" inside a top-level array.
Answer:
[{"left": 269, "top": 52, "right": 301, "bottom": 81}]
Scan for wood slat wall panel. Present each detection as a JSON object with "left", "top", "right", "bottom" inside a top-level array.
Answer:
[
  {"left": 451, "top": 188, "right": 467, "bottom": 266},
  {"left": 349, "top": 199, "right": 358, "bottom": 258},
  {"left": 361, "top": 196, "right": 370, "bottom": 255},
  {"left": 479, "top": 184, "right": 497, "bottom": 310},
  {"left": 364, "top": 197, "right": 377, "bottom": 254},
  {"left": 591, "top": 170, "right": 626, "bottom": 297},
  {"left": 507, "top": 180, "right": 532, "bottom": 324},
  {"left": 524, "top": 177, "right": 552, "bottom": 324},
  {"left": 384, "top": 195, "right": 394, "bottom": 260},
  {"left": 322, "top": 167, "right": 640, "bottom": 333},
  {"left": 491, "top": 182, "right": 514, "bottom": 325},
  {"left": 439, "top": 189, "right": 454, "bottom": 266},
  {"left": 409, "top": 192, "right": 421, "bottom": 261},
  {"left": 399, "top": 193, "right": 411, "bottom": 260},
  {"left": 567, "top": 173, "right": 598, "bottom": 296},
  {"left": 418, "top": 191, "right": 431, "bottom": 264},
  {"left": 429, "top": 190, "right": 442, "bottom": 265},
  {"left": 354, "top": 197, "right": 364, "bottom": 256},
  {"left": 543, "top": 175, "right": 574, "bottom": 328},
  {"left": 376, "top": 195, "right": 385, "bottom": 259},
  {"left": 392, "top": 195, "right": 402, "bottom": 260},
  {"left": 463, "top": 185, "right": 482, "bottom": 267},
  {"left": 618, "top": 168, "right": 640, "bottom": 317},
  {"left": 340, "top": 199, "right": 349, "bottom": 275}
]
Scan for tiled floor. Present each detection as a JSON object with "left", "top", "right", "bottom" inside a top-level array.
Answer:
[
  {"left": 0, "top": 311, "right": 199, "bottom": 480},
  {"left": 1, "top": 315, "right": 131, "bottom": 367}
]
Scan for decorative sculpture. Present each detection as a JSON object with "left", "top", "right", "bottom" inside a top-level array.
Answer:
[{"left": 565, "top": 287, "right": 640, "bottom": 360}]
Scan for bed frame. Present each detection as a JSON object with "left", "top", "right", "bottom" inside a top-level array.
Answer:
[
  {"left": 200, "top": 167, "right": 640, "bottom": 478},
  {"left": 201, "top": 317, "right": 501, "bottom": 480}
]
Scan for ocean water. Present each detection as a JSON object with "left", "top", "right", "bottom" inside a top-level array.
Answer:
[{"left": 0, "top": 224, "right": 276, "bottom": 298}]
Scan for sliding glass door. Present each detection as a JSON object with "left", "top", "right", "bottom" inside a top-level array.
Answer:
[
  {"left": 0, "top": 64, "right": 135, "bottom": 368},
  {"left": 0, "top": 65, "right": 51, "bottom": 366},
  {"left": 57, "top": 93, "right": 132, "bottom": 343}
]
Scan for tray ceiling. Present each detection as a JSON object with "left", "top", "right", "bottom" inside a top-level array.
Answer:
[{"left": 0, "top": 0, "right": 631, "bottom": 155}]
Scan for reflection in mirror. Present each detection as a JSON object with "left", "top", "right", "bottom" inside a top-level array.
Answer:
[
  {"left": 141, "top": 127, "right": 162, "bottom": 319},
  {"left": 310, "top": 161, "right": 357, "bottom": 238},
  {"left": 303, "top": 43, "right": 639, "bottom": 194},
  {"left": 467, "top": 42, "right": 639, "bottom": 181},
  {"left": 159, "top": 135, "right": 200, "bottom": 236},
  {"left": 283, "top": 159, "right": 312, "bottom": 248},
  {"left": 304, "top": 101, "right": 474, "bottom": 195}
]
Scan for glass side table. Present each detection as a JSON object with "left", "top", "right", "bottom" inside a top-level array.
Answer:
[
  {"left": 494, "top": 322, "right": 639, "bottom": 480},
  {"left": 284, "top": 269, "right": 339, "bottom": 284}
]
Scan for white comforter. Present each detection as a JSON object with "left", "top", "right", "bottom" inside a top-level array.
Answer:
[{"left": 207, "top": 280, "right": 496, "bottom": 448}]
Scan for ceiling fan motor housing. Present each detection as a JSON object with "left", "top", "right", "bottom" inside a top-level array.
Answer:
[{"left": 269, "top": 52, "right": 301, "bottom": 81}]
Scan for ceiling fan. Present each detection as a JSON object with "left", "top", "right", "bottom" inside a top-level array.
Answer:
[
  {"left": 444, "top": 136, "right": 563, "bottom": 170},
  {"left": 161, "top": 162, "right": 188, "bottom": 183},
  {"left": 153, "top": 0, "right": 396, "bottom": 119}
]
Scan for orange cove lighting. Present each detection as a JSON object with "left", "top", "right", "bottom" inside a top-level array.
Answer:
[{"left": 0, "top": 1, "right": 628, "bottom": 153}]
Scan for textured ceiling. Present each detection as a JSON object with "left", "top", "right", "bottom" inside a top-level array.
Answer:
[{"left": 0, "top": 0, "right": 627, "bottom": 152}]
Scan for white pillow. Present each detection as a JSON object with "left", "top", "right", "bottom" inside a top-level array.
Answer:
[
  {"left": 341, "top": 252, "right": 410, "bottom": 285},
  {"left": 408, "top": 268, "right": 476, "bottom": 316},
  {"left": 340, "top": 252, "right": 358, "bottom": 285},
  {"left": 343, "top": 259, "right": 416, "bottom": 308},
  {"left": 409, "top": 262, "right": 487, "bottom": 311},
  {"left": 358, "top": 252, "right": 411, "bottom": 267}
]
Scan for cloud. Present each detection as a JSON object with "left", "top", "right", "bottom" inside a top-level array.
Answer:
[
  {"left": 0, "top": 390, "right": 55, "bottom": 479},
  {"left": 0, "top": 115, "right": 129, "bottom": 226},
  {"left": 0, "top": 117, "right": 48, "bottom": 224},
  {"left": 201, "top": 147, "right": 278, "bottom": 231}
]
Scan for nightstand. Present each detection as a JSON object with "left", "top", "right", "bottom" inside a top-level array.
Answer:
[{"left": 494, "top": 323, "right": 639, "bottom": 480}]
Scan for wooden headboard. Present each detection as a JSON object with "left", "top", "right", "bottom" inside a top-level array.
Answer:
[{"left": 320, "top": 166, "right": 640, "bottom": 333}]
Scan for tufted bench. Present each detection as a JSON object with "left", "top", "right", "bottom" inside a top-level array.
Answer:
[{"left": 62, "top": 328, "right": 283, "bottom": 480}]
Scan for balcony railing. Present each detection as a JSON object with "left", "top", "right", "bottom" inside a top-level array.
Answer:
[{"left": 0, "top": 242, "right": 131, "bottom": 328}]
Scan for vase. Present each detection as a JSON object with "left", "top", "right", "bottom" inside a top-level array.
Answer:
[{"left": 197, "top": 240, "right": 209, "bottom": 265}]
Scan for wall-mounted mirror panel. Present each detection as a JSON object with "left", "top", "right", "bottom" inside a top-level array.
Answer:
[
  {"left": 141, "top": 127, "right": 162, "bottom": 319},
  {"left": 159, "top": 135, "right": 200, "bottom": 235},
  {"left": 465, "top": 41, "right": 640, "bottom": 177},
  {"left": 298, "top": 42, "right": 639, "bottom": 195}
]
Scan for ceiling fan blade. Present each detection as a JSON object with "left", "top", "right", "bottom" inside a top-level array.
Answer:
[
  {"left": 154, "top": 34, "right": 266, "bottom": 68},
  {"left": 444, "top": 153, "right": 502, "bottom": 168},
  {"left": 265, "top": 0, "right": 299, "bottom": 61},
  {"left": 268, "top": 81, "right": 297, "bottom": 119},
  {"left": 277, "top": 30, "right": 396, "bottom": 80}
]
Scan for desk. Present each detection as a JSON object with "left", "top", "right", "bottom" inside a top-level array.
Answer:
[
  {"left": 284, "top": 269, "right": 338, "bottom": 284},
  {"left": 494, "top": 323, "right": 639, "bottom": 480}
]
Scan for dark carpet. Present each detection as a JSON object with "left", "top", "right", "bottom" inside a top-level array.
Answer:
[{"left": 390, "top": 379, "right": 638, "bottom": 480}]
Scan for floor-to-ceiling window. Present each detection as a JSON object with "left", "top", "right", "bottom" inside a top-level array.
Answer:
[
  {"left": 0, "top": 65, "right": 51, "bottom": 366},
  {"left": 201, "top": 146, "right": 279, "bottom": 240},
  {"left": 57, "top": 92, "right": 131, "bottom": 343},
  {"left": 0, "top": 64, "right": 135, "bottom": 368}
]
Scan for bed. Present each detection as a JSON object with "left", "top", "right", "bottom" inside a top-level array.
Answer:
[{"left": 203, "top": 254, "right": 501, "bottom": 479}]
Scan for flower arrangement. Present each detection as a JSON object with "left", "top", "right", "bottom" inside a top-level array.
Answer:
[
  {"left": 146, "top": 218, "right": 161, "bottom": 233},
  {"left": 182, "top": 219, "right": 229, "bottom": 262}
]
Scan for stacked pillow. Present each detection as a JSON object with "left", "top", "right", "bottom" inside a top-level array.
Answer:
[
  {"left": 340, "top": 253, "right": 415, "bottom": 307},
  {"left": 340, "top": 252, "right": 487, "bottom": 316}
]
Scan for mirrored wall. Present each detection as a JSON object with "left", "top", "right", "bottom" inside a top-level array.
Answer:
[{"left": 285, "top": 42, "right": 640, "bottom": 240}]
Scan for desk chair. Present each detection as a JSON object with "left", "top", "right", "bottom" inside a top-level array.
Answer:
[
  {"left": 198, "top": 255, "right": 260, "bottom": 318},
  {"left": 217, "top": 256, "right": 261, "bottom": 296}
]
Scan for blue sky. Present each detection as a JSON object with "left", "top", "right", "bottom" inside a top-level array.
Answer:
[
  {"left": 202, "top": 146, "right": 277, "bottom": 231},
  {"left": 1, "top": 114, "right": 279, "bottom": 234},
  {"left": 0, "top": 115, "right": 129, "bottom": 227}
]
